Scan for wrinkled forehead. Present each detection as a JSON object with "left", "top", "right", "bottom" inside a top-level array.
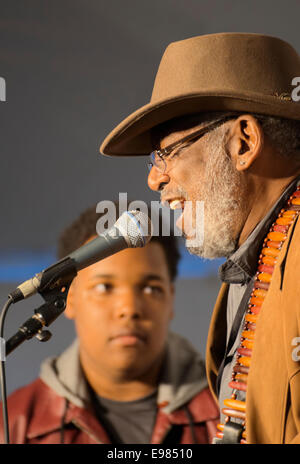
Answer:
[{"left": 150, "top": 111, "right": 229, "bottom": 149}]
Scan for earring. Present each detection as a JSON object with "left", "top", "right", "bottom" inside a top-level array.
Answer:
[{"left": 239, "top": 160, "right": 246, "bottom": 165}]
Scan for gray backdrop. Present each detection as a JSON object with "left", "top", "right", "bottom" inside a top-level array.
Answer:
[{"left": 1, "top": 0, "right": 300, "bottom": 394}]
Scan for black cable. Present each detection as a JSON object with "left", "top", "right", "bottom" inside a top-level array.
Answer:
[{"left": 0, "top": 296, "right": 14, "bottom": 444}]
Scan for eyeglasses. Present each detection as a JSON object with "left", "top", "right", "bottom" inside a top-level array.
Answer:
[{"left": 147, "top": 114, "right": 237, "bottom": 174}]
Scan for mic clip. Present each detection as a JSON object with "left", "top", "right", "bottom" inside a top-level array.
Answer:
[{"left": 6, "top": 258, "right": 77, "bottom": 356}]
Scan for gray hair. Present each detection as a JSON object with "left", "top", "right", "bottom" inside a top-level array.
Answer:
[
  {"left": 152, "top": 111, "right": 300, "bottom": 159},
  {"left": 211, "top": 111, "right": 300, "bottom": 159},
  {"left": 251, "top": 113, "right": 300, "bottom": 159}
]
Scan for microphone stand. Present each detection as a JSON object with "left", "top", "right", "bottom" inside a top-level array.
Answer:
[
  {"left": 1, "top": 258, "right": 78, "bottom": 443},
  {"left": 6, "top": 284, "right": 71, "bottom": 356},
  {"left": 6, "top": 257, "right": 77, "bottom": 355}
]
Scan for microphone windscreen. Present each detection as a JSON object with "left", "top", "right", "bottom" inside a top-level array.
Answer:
[{"left": 115, "top": 210, "right": 153, "bottom": 248}]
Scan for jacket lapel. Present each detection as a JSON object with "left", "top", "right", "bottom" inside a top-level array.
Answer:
[
  {"left": 246, "top": 216, "right": 300, "bottom": 444},
  {"left": 205, "top": 283, "right": 229, "bottom": 403}
]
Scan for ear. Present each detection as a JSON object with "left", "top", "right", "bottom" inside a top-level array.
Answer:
[
  {"left": 227, "top": 114, "right": 264, "bottom": 171},
  {"left": 64, "top": 279, "right": 77, "bottom": 320}
]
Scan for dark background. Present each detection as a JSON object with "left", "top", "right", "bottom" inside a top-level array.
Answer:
[{"left": 0, "top": 0, "right": 300, "bottom": 394}]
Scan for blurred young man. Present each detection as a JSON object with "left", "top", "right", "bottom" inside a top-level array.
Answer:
[{"left": 0, "top": 205, "right": 218, "bottom": 444}]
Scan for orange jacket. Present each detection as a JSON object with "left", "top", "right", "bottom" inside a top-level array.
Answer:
[{"left": 206, "top": 216, "right": 300, "bottom": 443}]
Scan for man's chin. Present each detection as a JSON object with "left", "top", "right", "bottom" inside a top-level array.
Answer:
[
  {"left": 185, "top": 239, "right": 235, "bottom": 260},
  {"left": 112, "top": 359, "right": 154, "bottom": 381},
  {"left": 185, "top": 236, "right": 208, "bottom": 258},
  {"left": 186, "top": 244, "right": 217, "bottom": 260}
]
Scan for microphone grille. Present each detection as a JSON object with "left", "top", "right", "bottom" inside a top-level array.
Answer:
[{"left": 115, "top": 210, "right": 153, "bottom": 247}]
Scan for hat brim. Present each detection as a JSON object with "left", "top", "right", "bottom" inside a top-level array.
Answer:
[{"left": 100, "top": 91, "right": 300, "bottom": 157}]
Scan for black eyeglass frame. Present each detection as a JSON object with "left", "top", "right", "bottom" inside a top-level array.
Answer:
[{"left": 148, "top": 114, "right": 238, "bottom": 173}]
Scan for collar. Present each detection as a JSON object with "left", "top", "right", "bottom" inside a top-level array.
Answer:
[
  {"left": 40, "top": 332, "right": 208, "bottom": 416},
  {"left": 219, "top": 175, "right": 300, "bottom": 285}
]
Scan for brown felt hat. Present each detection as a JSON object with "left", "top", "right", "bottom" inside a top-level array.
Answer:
[{"left": 100, "top": 32, "right": 300, "bottom": 157}]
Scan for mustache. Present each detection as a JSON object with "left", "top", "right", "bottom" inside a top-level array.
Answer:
[{"left": 160, "top": 187, "right": 188, "bottom": 205}]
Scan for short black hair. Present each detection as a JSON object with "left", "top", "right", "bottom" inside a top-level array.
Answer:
[{"left": 57, "top": 203, "right": 181, "bottom": 282}]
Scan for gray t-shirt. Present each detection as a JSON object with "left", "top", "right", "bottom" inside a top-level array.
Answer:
[{"left": 92, "top": 389, "right": 158, "bottom": 444}]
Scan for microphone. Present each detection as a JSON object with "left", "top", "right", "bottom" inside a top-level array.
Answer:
[{"left": 8, "top": 210, "right": 152, "bottom": 303}]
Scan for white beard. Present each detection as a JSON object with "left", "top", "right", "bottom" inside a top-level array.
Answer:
[{"left": 186, "top": 127, "right": 248, "bottom": 259}]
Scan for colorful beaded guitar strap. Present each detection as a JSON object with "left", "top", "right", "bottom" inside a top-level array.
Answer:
[{"left": 214, "top": 185, "right": 300, "bottom": 444}]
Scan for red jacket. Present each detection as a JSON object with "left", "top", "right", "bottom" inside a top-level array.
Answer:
[
  {"left": 0, "top": 334, "right": 219, "bottom": 444},
  {"left": 1, "top": 379, "right": 218, "bottom": 444}
]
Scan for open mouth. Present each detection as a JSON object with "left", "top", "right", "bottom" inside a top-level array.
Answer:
[
  {"left": 166, "top": 198, "right": 198, "bottom": 240},
  {"left": 167, "top": 198, "right": 185, "bottom": 210}
]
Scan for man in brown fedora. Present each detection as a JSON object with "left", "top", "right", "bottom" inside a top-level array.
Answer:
[{"left": 100, "top": 33, "right": 300, "bottom": 444}]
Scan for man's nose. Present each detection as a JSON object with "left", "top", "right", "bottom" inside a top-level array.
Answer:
[
  {"left": 147, "top": 166, "right": 170, "bottom": 192},
  {"left": 116, "top": 290, "right": 143, "bottom": 320}
]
